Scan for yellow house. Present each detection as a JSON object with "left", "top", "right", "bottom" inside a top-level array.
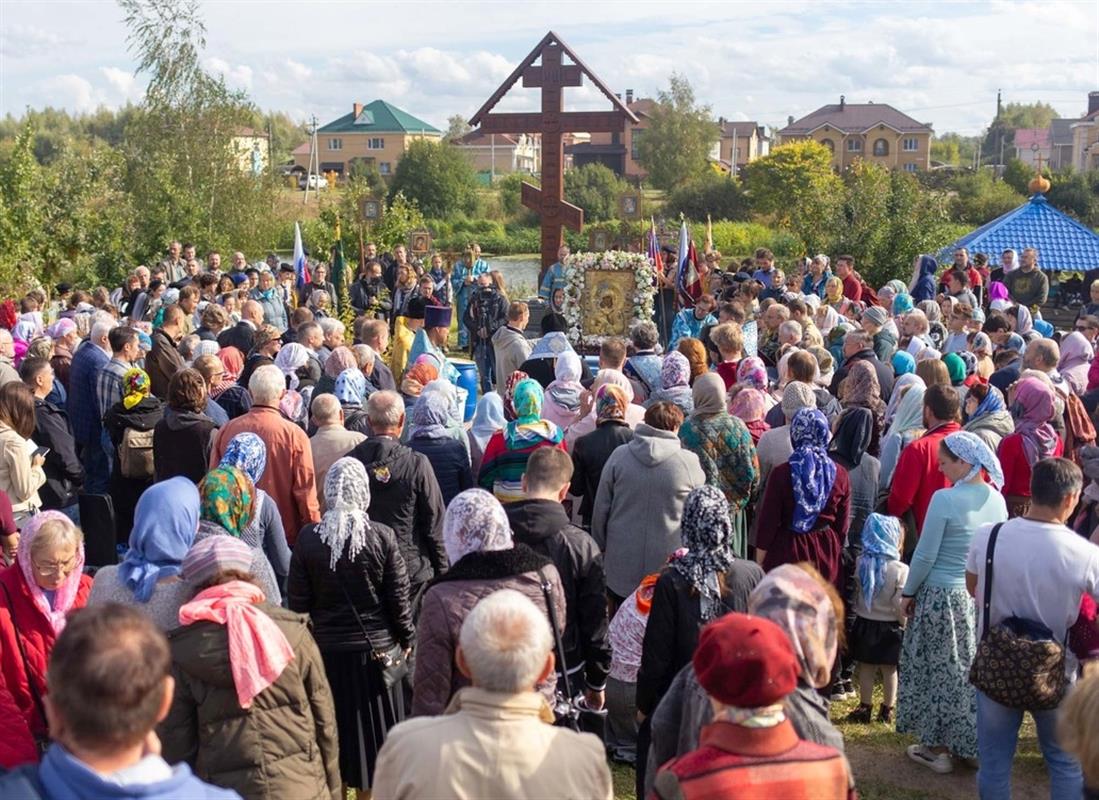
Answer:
[
  {"left": 718, "top": 119, "right": 770, "bottom": 175},
  {"left": 777, "top": 96, "right": 933, "bottom": 172},
  {"left": 292, "top": 99, "right": 442, "bottom": 178}
]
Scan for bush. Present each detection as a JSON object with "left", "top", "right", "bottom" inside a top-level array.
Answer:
[
  {"left": 663, "top": 173, "right": 749, "bottom": 222},
  {"left": 564, "top": 163, "right": 628, "bottom": 222},
  {"left": 387, "top": 139, "right": 479, "bottom": 218},
  {"left": 708, "top": 221, "right": 802, "bottom": 260},
  {"left": 949, "top": 170, "right": 1025, "bottom": 225}
]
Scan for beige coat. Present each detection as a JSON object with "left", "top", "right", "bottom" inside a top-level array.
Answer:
[
  {"left": 373, "top": 687, "right": 612, "bottom": 800},
  {"left": 0, "top": 424, "right": 45, "bottom": 514},
  {"left": 492, "top": 325, "right": 532, "bottom": 392},
  {"left": 309, "top": 424, "right": 366, "bottom": 510}
]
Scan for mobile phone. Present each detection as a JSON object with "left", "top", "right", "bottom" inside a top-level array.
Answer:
[{"left": 32, "top": 447, "right": 50, "bottom": 459}]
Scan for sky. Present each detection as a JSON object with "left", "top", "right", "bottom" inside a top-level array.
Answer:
[{"left": 1, "top": 0, "right": 1098, "bottom": 138}]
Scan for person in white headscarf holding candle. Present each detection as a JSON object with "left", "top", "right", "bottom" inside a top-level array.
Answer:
[
  {"left": 412, "top": 488, "right": 566, "bottom": 717},
  {"left": 288, "top": 457, "right": 415, "bottom": 794}
]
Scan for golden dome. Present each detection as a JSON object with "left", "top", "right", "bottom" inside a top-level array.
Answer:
[{"left": 1029, "top": 173, "right": 1050, "bottom": 194}]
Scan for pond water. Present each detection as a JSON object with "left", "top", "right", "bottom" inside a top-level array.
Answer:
[{"left": 483, "top": 254, "right": 542, "bottom": 298}]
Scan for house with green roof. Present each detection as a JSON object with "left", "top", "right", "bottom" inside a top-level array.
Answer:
[{"left": 291, "top": 99, "right": 442, "bottom": 177}]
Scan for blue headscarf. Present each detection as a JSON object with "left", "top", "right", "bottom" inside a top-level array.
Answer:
[
  {"left": 470, "top": 392, "right": 506, "bottom": 453},
  {"left": 117, "top": 477, "right": 200, "bottom": 603},
  {"left": 857, "top": 513, "right": 902, "bottom": 608},
  {"left": 335, "top": 367, "right": 367, "bottom": 406},
  {"left": 891, "top": 350, "right": 915, "bottom": 376},
  {"left": 788, "top": 408, "right": 837, "bottom": 533},
  {"left": 410, "top": 390, "right": 452, "bottom": 440},
  {"left": 943, "top": 430, "right": 1004, "bottom": 488},
  {"left": 219, "top": 432, "right": 267, "bottom": 484},
  {"left": 892, "top": 293, "right": 914, "bottom": 316},
  {"left": 969, "top": 385, "right": 1006, "bottom": 422}
]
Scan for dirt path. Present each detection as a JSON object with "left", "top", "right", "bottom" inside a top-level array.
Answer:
[{"left": 845, "top": 741, "right": 1050, "bottom": 800}]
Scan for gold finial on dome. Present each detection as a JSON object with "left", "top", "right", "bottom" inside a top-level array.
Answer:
[{"left": 1029, "top": 153, "right": 1050, "bottom": 195}]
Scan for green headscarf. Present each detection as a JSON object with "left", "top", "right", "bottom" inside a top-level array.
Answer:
[
  {"left": 942, "top": 352, "right": 966, "bottom": 385},
  {"left": 199, "top": 466, "right": 254, "bottom": 537}
]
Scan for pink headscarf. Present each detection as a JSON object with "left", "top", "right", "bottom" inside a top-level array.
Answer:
[
  {"left": 1012, "top": 377, "right": 1059, "bottom": 466},
  {"left": 17, "top": 511, "right": 86, "bottom": 635},
  {"left": 178, "top": 580, "right": 294, "bottom": 709}
]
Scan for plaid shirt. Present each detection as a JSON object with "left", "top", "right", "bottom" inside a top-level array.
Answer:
[
  {"left": 96, "top": 358, "right": 130, "bottom": 421},
  {"left": 68, "top": 342, "right": 111, "bottom": 445}
]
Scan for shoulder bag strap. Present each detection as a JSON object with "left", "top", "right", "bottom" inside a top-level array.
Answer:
[
  {"left": 537, "top": 566, "right": 573, "bottom": 700},
  {"left": 0, "top": 581, "right": 49, "bottom": 733},
  {"left": 981, "top": 522, "right": 1004, "bottom": 640},
  {"left": 333, "top": 568, "right": 382, "bottom": 654}
]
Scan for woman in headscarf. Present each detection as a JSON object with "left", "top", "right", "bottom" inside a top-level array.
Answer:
[
  {"left": 879, "top": 381, "right": 926, "bottom": 488},
  {"left": 676, "top": 338, "right": 708, "bottom": 386},
  {"left": 163, "top": 535, "right": 340, "bottom": 800},
  {"left": 728, "top": 386, "right": 770, "bottom": 445},
  {"left": 823, "top": 276, "right": 847, "bottom": 314},
  {"left": 969, "top": 331, "right": 995, "bottom": 380},
  {"left": 644, "top": 351, "right": 694, "bottom": 416},
  {"left": 961, "top": 383, "right": 1014, "bottom": 454},
  {"left": 755, "top": 408, "right": 851, "bottom": 587},
  {"left": 564, "top": 367, "right": 647, "bottom": 449},
  {"left": 892, "top": 349, "right": 916, "bottom": 378},
  {"left": 0, "top": 512, "right": 90, "bottom": 761},
  {"left": 408, "top": 390, "right": 473, "bottom": 506},
  {"left": 519, "top": 330, "right": 593, "bottom": 388},
  {"left": 316, "top": 345, "right": 358, "bottom": 398},
  {"left": 335, "top": 367, "right": 372, "bottom": 435},
  {"left": 838, "top": 360, "right": 886, "bottom": 457},
  {"left": 892, "top": 292, "right": 915, "bottom": 320},
  {"left": 219, "top": 432, "right": 291, "bottom": 590},
  {"left": 212, "top": 345, "right": 253, "bottom": 420},
  {"left": 942, "top": 351, "right": 969, "bottom": 406},
  {"left": 103, "top": 367, "right": 164, "bottom": 542},
  {"left": 678, "top": 374, "right": 759, "bottom": 558},
  {"left": 412, "top": 488, "right": 565, "bottom": 716},
  {"left": 288, "top": 457, "right": 414, "bottom": 795},
  {"left": 814, "top": 304, "right": 841, "bottom": 338},
  {"left": 467, "top": 392, "right": 505, "bottom": 477},
  {"left": 636, "top": 486, "right": 765, "bottom": 789},
  {"left": 541, "top": 350, "right": 586, "bottom": 432},
  {"left": 998, "top": 376, "right": 1063, "bottom": 517},
  {"left": 478, "top": 378, "right": 566, "bottom": 502},
  {"left": 801, "top": 254, "right": 832, "bottom": 299},
  {"left": 1059, "top": 330, "right": 1094, "bottom": 396},
  {"left": 87, "top": 477, "right": 199, "bottom": 630},
  {"left": 898, "top": 431, "right": 1007, "bottom": 773},
  {"left": 830, "top": 407, "right": 880, "bottom": 542},
  {"left": 910, "top": 255, "right": 938, "bottom": 303},
  {"left": 193, "top": 466, "right": 281, "bottom": 603},
  {"left": 987, "top": 280, "right": 1011, "bottom": 312},
  {"left": 571, "top": 384, "right": 636, "bottom": 530},
  {"left": 399, "top": 358, "right": 439, "bottom": 408},
  {"left": 216, "top": 346, "right": 244, "bottom": 390}
]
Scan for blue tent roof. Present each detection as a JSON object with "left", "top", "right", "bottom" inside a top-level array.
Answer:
[{"left": 939, "top": 194, "right": 1099, "bottom": 272}]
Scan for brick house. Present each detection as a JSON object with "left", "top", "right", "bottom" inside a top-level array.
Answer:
[
  {"left": 566, "top": 91, "right": 652, "bottom": 179},
  {"left": 777, "top": 96, "right": 934, "bottom": 172}
]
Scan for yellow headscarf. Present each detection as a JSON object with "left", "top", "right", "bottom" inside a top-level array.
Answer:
[
  {"left": 824, "top": 276, "right": 844, "bottom": 305},
  {"left": 122, "top": 367, "right": 152, "bottom": 409}
]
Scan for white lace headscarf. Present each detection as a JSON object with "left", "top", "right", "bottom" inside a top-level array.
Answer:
[
  {"left": 317, "top": 457, "right": 372, "bottom": 569},
  {"left": 443, "top": 488, "right": 512, "bottom": 564}
]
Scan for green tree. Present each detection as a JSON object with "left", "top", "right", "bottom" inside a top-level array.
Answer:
[
  {"left": 387, "top": 139, "right": 478, "bottom": 218},
  {"left": 1046, "top": 171, "right": 1099, "bottom": 226},
  {"left": 0, "top": 123, "right": 46, "bottom": 289},
  {"left": 982, "top": 101, "right": 1058, "bottom": 165},
  {"left": 663, "top": 172, "right": 749, "bottom": 221},
  {"left": 741, "top": 140, "right": 842, "bottom": 253},
  {"left": 564, "top": 163, "right": 627, "bottom": 222},
  {"left": 496, "top": 171, "right": 538, "bottom": 220},
  {"left": 1003, "top": 157, "right": 1039, "bottom": 195},
  {"left": 949, "top": 170, "right": 1025, "bottom": 224},
  {"left": 443, "top": 114, "right": 472, "bottom": 143},
  {"left": 931, "top": 132, "right": 980, "bottom": 167},
  {"left": 634, "top": 74, "right": 720, "bottom": 191}
]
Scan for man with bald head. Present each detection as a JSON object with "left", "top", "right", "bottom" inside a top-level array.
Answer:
[
  {"left": 217, "top": 298, "right": 264, "bottom": 353},
  {"left": 309, "top": 393, "right": 366, "bottom": 509}
]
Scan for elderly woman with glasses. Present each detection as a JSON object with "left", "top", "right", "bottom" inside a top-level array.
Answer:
[{"left": 0, "top": 512, "right": 90, "bottom": 766}]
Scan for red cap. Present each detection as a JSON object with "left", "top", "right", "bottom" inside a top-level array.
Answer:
[{"left": 693, "top": 613, "right": 799, "bottom": 708}]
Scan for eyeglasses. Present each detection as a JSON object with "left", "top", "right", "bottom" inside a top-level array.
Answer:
[{"left": 33, "top": 555, "right": 77, "bottom": 575}]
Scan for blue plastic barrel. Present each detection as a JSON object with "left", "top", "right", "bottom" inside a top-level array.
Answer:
[
  {"left": 583, "top": 355, "right": 600, "bottom": 376},
  {"left": 451, "top": 358, "right": 479, "bottom": 422}
]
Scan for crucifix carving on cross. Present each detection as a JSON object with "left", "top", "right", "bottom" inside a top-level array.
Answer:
[{"left": 470, "top": 31, "right": 639, "bottom": 282}]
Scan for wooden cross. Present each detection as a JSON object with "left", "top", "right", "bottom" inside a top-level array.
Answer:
[
  {"left": 1034, "top": 152, "right": 1047, "bottom": 174},
  {"left": 470, "top": 32, "right": 639, "bottom": 281}
]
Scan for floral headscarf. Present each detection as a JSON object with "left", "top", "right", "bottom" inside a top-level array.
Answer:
[
  {"left": 219, "top": 432, "right": 266, "bottom": 484},
  {"left": 788, "top": 408, "right": 837, "bottom": 533},
  {"left": 856, "top": 514, "right": 902, "bottom": 609},
  {"left": 1011, "top": 377, "right": 1058, "bottom": 467},
  {"left": 511, "top": 377, "right": 544, "bottom": 425},
  {"left": 317, "top": 457, "right": 372, "bottom": 570},
  {"left": 335, "top": 367, "right": 367, "bottom": 406},
  {"left": 840, "top": 360, "right": 884, "bottom": 414},
  {"left": 17, "top": 511, "right": 86, "bottom": 634},
  {"left": 528, "top": 331, "right": 573, "bottom": 360},
  {"left": 736, "top": 356, "right": 768, "bottom": 392},
  {"left": 943, "top": 430, "right": 1005, "bottom": 488},
  {"left": 118, "top": 477, "right": 200, "bottom": 604},
  {"left": 660, "top": 351, "right": 691, "bottom": 390},
  {"left": 748, "top": 563, "right": 838, "bottom": 688},
  {"left": 596, "top": 383, "right": 628, "bottom": 423},
  {"left": 672, "top": 486, "right": 735, "bottom": 622},
  {"left": 443, "top": 488, "right": 512, "bottom": 564},
  {"left": 324, "top": 346, "right": 358, "bottom": 379},
  {"left": 729, "top": 387, "right": 767, "bottom": 423},
  {"left": 122, "top": 367, "right": 151, "bottom": 409},
  {"left": 504, "top": 378, "right": 560, "bottom": 449},
  {"left": 200, "top": 467, "right": 255, "bottom": 538},
  {"left": 405, "top": 361, "right": 439, "bottom": 391},
  {"left": 503, "top": 369, "right": 529, "bottom": 421},
  {"left": 968, "top": 384, "right": 1006, "bottom": 422},
  {"left": 410, "top": 390, "right": 452, "bottom": 440}
]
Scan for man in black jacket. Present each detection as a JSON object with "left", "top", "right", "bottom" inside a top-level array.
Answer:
[
  {"left": 21, "top": 357, "right": 83, "bottom": 517},
  {"left": 349, "top": 390, "right": 447, "bottom": 602},
  {"left": 350, "top": 261, "right": 392, "bottom": 319},
  {"left": 463, "top": 273, "right": 509, "bottom": 393},
  {"left": 505, "top": 447, "right": 611, "bottom": 710},
  {"left": 829, "top": 330, "right": 894, "bottom": 402},
  {"left": 359, "top": 318, "right": 396, "bottom": 392},
  {"left": 216, "top": 299, "right": 265, "bottom": 353}
]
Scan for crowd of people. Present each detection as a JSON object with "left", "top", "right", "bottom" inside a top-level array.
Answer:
[{"left": 0, "top": 237, "right": 1097, "bottom": 800}]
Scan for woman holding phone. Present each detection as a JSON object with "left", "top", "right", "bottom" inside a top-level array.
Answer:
[{"left": 0, "top": 383, "right": 46, "bottom": 526}]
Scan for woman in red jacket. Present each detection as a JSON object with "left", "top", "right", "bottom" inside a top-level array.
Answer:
[
  {"left": 0, "top": 510, "right": 91, "bottom": 764},
  {"left": 997, "top": 376, "right": 1063, "bottom": 517}
]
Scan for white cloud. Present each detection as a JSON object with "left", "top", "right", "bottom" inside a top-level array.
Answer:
[
  {"left": 205, "top": 57, "right": 254, "bottom": 90},
  {"left": 37, "top": 74, "right": 99, "bottom": 113},
  {"left": 99, "top": 67, "right": 143, "bottom": 104}
]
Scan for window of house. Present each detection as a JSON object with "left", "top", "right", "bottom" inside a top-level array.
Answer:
[
  {"left": 847, "top": 138, "right": 862, "bottom": 153},
  {"left": 329, "top": 138, "right": 343, "bottom": 151},
  {"left": 631, "top": 130, "right": 643, "bottom": 162},
  {"left": 873, "top": 139, "right": 889, "bottom": 156},
  {"left": 903, "top": 137, "right": 919, "bottom": 152},
  {"left": 903, "top": 162, "right": 918, "bottom": 173},
  {"left": 368, "top": 138, "right": 385, "bottom": 150},
  {"left": 379, "top": 162, "right": 391, "bottom": 175},
  {"left": 820, "top": 138, "right": 835, "bottom": 152}
]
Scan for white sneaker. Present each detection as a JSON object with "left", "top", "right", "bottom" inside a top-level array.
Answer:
[{"left": 907, "top": 744, "right": 953, "bottom": 774}]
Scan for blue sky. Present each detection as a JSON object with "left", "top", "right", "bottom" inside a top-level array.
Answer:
[{"left": 1, "top": 0, "right": 1097, "bottom": 136}]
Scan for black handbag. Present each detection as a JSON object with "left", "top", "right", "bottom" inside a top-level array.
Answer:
[
  {"left": 336, "top": 575, "right": 409, "bottom": 690},
  {"left": 969, "top": 522, "right": 1068, "bottom": 711}
]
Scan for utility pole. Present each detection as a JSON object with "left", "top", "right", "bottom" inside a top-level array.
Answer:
[{"left": 304, "top": 115, "right": 319, "bottom": 205}]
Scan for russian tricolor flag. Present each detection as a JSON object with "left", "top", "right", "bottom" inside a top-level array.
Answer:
[{"left": 293, "top": 221, "right": 311, "bottom": 290}]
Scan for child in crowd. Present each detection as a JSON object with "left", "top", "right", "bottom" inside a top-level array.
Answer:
[
  {"left": 605, "top": 572, "right": 660, "bottom": 765},
  {"left": 846, "top": 513, "right": 908, "bottom": 724}
]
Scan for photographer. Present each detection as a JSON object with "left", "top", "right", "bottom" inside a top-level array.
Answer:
[{"left": 463, "top": 273, "right": 508, "bottom": 394}]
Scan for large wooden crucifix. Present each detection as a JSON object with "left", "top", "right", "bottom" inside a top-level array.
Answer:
[{"left": 469, "top": 31, "right": 639, "bottom": 282}]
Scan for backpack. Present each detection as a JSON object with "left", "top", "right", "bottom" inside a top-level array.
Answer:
[{"left": 119, "top": 427, "right": 155, "bottom": 479}]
